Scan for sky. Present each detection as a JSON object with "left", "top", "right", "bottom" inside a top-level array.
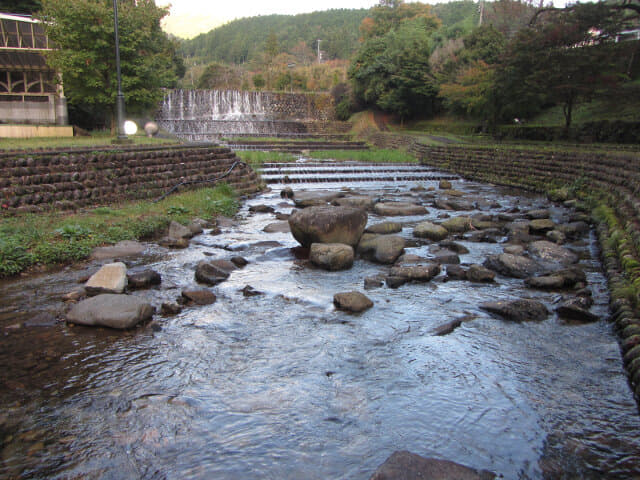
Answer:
[
  {"left": 157, "top": 0, "right": 570, "bottom": 39},
  {"left": 157, "top": 0, "right": 442, "bottom": 39}
]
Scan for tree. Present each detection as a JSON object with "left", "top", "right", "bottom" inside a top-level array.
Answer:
[
  {"left": 39, "top": 0, "right": 182, "bottom": 129},
  {"left": 350, "top": 16, "right": 440, "bottom": 121},
  {"left": 496, "top": 2, "right": 632, "bottom": 131},
  {"left": 197, "top": 63, "right": 242, "bottom": 90},
  {"left": 2, "top": 1, "right": 42, "bottom": 14}
]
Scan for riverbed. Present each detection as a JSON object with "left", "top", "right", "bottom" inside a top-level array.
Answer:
[{"left": 1, "top": 165, "right": 639, "bottom": 479}]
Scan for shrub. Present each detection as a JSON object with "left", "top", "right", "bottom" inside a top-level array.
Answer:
[{"left": 0, "top": 237, "right": 33, "bottom": 276}]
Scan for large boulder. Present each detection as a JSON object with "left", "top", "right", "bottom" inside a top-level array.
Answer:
[
  {"left": 528, "top": 240, "right": 579, "bottom": 266},
  {"left": 480, "top": 299, "right": 549, "bottom": 322},
  {"left": 333, "top": 291, "right": 374, "bottom": 313},
  {"left": 289, "top": 206, "right": 367, "bottom": 248},
  {"left": 85, "top": 262, "right": 128, "bottom": 295},
  {"left": 374, "top": 202, "right": 427, "bottom": 216},
  {"left": 414, "top": 221, "right": 448, "bottom": 241},
  {"left": 310, "top": 243, "right": 354, "bottom": 271},
  {"left": 357, "top": 234, "right": 406, "bottom": 264},
  {"left": 483, "top": 253, "right": 541, "bottom": 279},
  {"left": 370, "top": 451, "right": 495, "bottom": 480},
  {"left": 67, "top": 294, "right": 154, "bottom": 329}
]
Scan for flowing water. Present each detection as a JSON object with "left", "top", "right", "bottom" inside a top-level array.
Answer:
[
  {"left": 1, "top": 158, "right": 640, "bottom": 479},
  {"left": 156, "top": 90, "right": 308, "bottom": 141}
]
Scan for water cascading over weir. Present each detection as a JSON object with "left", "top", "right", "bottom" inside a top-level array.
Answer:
[{"left": 156, "top": 89, "right": 322, "bottom": 141}]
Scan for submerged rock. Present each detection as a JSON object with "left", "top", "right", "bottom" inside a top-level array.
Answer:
[
  {"left": 67, "top": 294, "right": 154, "bottom": 329},
  {"left": 467, "top": 264, "right": 496, "bottom": 283},
  {"left": 370, "top": 451, "right": 495, "bottom": 480},
  {"left": 289, "top": 205, "right": 367, "bottom": 248},
  {"left": 333, "top": 291, "right": 373, "bottom": 313},
  {"left": 525, "top": 267, "right": 586, "bottom": 289},
  {"left": 310, "top": 243, "right": 354, "bottom": 271},
  {"left": 481, "top": 299, "right": 549, "bottom": 322},
  {"left": 85, "top": 262, "right": 128, "bottom": 296},
  {"left": 556, "top": 298, "right": 599, "bottom": 323}
]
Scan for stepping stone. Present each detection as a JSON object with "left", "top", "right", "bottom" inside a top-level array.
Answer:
[
  {"left": 67, "top": 294, "right": 154, "bottom": 329},
  {"left": 85, "top": 262, "right": 127, "bottom": 295},
  {"left": 333, "top": 291, "right": 373, "bottom": 313}
]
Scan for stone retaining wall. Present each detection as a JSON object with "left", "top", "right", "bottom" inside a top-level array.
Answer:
[
  {"left": 0, "top": 145, "right": 263, "bottom": 213},
  {"left": 369, "top": 132, "right": 640, "bottom": 406}
]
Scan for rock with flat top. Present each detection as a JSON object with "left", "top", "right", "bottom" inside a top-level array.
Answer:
[
  {"left": 85, "top": 262, "right": 127, "bottom": 295},
  {"left": 366, "top": 222, "right": 403, "bottom": 235},
  {"left": 374, "top": 202, "right": 427, "bottom": 216},
  {"left": 441, "top": 216, "right": 472, "bottom": 233},
  {"left": 90, "top": 240, "right": 145, "bottom": 260},
  {"left": 67, "top": 294, "right": 154, "bottom": 329},
  {"left": 357, "top": 234, "right": 405, "bottom": 264},
  {"left": 414, "top": 221, "right": 448, "bottom": 241},
  {"left": 481, "top": 299, "right": 549, "bottom": 322},
  {"left": 370, "top": 451, "right": 495, "bottom": 480}
]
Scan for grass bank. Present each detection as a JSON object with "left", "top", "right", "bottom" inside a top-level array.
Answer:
[
  {"left": 0, "top": 132, "right": 180, "bottom": 151},
  {"left": 0, "top": 184, "right": 237, "bottom": 277},
  {"left": 309, "top": 149, "right": 418, "bottom": 163},
  {"left": 236, "top": 151, "right": 297, "bottom": 170}
]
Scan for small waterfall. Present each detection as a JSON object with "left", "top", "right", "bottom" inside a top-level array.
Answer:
[{"left": 157, "top": 89, "right": 307, "bottom": 141}]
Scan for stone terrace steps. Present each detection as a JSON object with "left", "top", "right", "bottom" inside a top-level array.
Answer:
[
  {"left": 258, "top": 161, "right": 459, "bottom": 185},
  {"left": 224, "top": 141, "right": 368, "bottom": 152}
]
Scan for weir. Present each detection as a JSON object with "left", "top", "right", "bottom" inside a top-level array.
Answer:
[{"left": 156, "top": 89, "right": 327, "bottom": 141}]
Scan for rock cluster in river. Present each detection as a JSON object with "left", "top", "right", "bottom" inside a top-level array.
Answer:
[{"left": 280, "top": 184, "right": 599, "bottom": 324}]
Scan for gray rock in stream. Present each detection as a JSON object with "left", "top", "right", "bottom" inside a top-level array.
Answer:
[
  {"left": 483, "top": 254, "right": 541, "bottom": 279},
  {"left": 169, "top": 220, "right": 194, "bottom": 240},
  {"left": 528, "top": 240, "right": 578, "bottom": 266},
  {"left": 413, "top": 221, "right": 448, "bottom": 241},
  {"left": 126, "top": 269, "right": 161, "bottom": 290},
  {"left": 289, "top": 206, "right": 367, "bottom": 248},
  {"left": 67, "top": 294, "right": 154, "bottom": 329},
  {"left": 374, "top": 202, "right": 427, "bottom": 216},
  {"left": 310, "top": 243, "right": 354, "bottom": 271},
  {"left": 370, "top": 451, "right": 495, "bottom": 480},
  {"left": 90, "top": 240, "right": 145, "bottom": 260},
  {"left": 480, "top": 299, "right": 549, "bottom": 322},
  {"left": 195, "top": 260, "right": 231, "bottom": 285},
  {"left": 333, "top": 291, "right": 373, "bottom": 313},
  {"left": 357, "top": 234, "right": 405, "bottom": 264},
  {"left": 85, "top": 262, "right": 127, "bottom": 295}
]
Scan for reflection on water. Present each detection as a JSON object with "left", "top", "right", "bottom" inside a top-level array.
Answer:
[{"left": 1, "top": 176, "right": 639, "bottom": 479}]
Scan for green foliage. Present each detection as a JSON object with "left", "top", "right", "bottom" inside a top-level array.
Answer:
[
  {"left": 252, "top": 74, "right": 266, "bottom": 90},
  {"left": 180, "top": 9, "right": 369, "bottom": 64},
  {"left": 167, "top": 205, "right": 190, "bottom": 216},
  {"left": 310, "top": 148, "right": 418, "bottom": 163},
  {"left": 197, "top": 63, "right": 243, "bottom": 90},
  {"left": 3, "top": 0, "right": 42, "bottom": 14},
  {"left": 0, "top": 237, "right": 33, "bottom": 276},
  {"left": 0, "top": 184, "right": 238, "bottom": 277},
  {"left": 39, "top": 0, "right": 184, "bottom": 127},
  {"left": 350, "top": 8, "right": 440, "bottom": 119},
  {"left": 54, "top": 224, "right": 93, "bottom": 240},
  {"left": 236, "top": 150, "right": 296, "bottom": 169},
  {"left": 496, "top": 3, "right": 633, "bottom": 130}
]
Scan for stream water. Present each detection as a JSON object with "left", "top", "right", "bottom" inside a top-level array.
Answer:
[{"left": 1, "top": 160, "right": 640, "bottom": 479}]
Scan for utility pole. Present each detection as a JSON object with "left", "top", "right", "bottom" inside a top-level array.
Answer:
[
  {"left": 113, "top": 0, "right": 127, "bottom": 141},
  {"left": 478, "top": 0, "right": 484, "bottom": 26},
  {"left": 317, "top": 39, "right": 321, "bottom": 64}
]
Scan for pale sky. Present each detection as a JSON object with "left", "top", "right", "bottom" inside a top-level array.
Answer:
[
  {"left": 158, "top": 0, "right": 568, "bottom": 39},
  {"left": 158, "top": 0, "right": 440, "bottom": 39}
]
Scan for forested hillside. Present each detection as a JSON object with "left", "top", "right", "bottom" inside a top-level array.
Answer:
[{"left": 179, "top": 9, "right": 369, "bottom": 63}]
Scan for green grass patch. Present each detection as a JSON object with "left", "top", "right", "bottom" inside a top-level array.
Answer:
[
  {"left": 0, "top": 184, "right": 238, "bottom": 277},
  {"left": 309, "top": 149, "right": 418, "bottom": 163},
  {"left": 236, "top": 150, "right": 297, "bottom": 169},
  {"left": 0, "top": 131, "right": 180, "bottom": 151}
]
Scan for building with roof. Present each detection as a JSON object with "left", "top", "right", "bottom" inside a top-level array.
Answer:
[{"left": 0, "top": 12, "right": 68, "bottom": 128}]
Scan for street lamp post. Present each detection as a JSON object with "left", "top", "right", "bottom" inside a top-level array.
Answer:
[{"left": 113, "top": 0, "right": 127, "bottom": 141}]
